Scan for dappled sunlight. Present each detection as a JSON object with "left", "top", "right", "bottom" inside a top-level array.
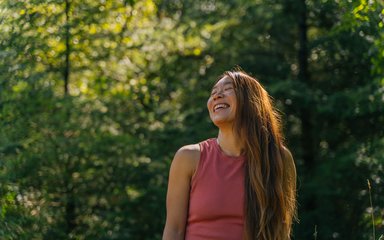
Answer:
[{"left": 0, "top": 0, "right": 383, "bottom": 239}]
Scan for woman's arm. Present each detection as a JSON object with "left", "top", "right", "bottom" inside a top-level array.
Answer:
[{"left": 162, "top": 144, "right": 200, "bottom": 240}]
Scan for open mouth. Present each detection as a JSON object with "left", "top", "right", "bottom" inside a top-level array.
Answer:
[{"left": 214, "top": 103, "right": 230, "bottom": 112}]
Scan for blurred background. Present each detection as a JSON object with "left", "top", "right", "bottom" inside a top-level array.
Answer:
[{"left": 0, "top": 0, "right": 383, "bottom": 239}]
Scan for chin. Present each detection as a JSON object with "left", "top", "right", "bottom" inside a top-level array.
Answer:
[{"left": 211, "top": 118, "right": 234, "bottom": 128}]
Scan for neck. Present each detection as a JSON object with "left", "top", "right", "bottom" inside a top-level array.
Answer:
[{"left": 217, "top": 127, "right": 243, "bottom": 157}]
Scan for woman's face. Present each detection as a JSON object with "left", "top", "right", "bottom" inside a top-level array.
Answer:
[{"left": 207, "top": 76, "right": 237, "bottom": 127}]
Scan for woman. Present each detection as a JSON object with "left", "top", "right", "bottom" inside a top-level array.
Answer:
[{"left": 162, "top": 70, "right": 297, "bottom": 240}]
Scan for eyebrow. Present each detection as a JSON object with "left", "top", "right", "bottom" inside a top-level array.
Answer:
[{"left": 212, "top": 81, "right": 234, "bottom": 90}]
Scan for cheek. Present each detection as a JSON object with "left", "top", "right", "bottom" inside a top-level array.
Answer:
[
  {"left": 230, "top": 95, "right": 237, "bottom": 110},
  {"left": 207, "top": 98, "right": 212, "bottom": 111}
]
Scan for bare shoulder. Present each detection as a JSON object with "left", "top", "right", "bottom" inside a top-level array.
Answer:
[
  {"left": 171, "top": 144, "right": 200, "bottom": 178},
  {"left": 175, "top": 144, "right": 200, "bottom": 160}
]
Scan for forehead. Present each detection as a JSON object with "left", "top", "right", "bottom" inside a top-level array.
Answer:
[{"left": 212, "top": 76, "right": 233, "bottom": 89}]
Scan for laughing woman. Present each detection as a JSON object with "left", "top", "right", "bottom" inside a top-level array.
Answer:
[{"left": 162, "top": 70, "right": 297, "bottom": 240}]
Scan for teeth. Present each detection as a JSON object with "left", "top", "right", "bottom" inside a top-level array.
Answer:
[{"left": 214, "top": 103, "right": 229, "bottom": 112}]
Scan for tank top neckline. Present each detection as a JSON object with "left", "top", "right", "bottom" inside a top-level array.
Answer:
[{"left": 210, "top": 138, "right": 245, "bottom": 161}]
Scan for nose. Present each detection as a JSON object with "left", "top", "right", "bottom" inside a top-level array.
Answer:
[{"left": 212, "top": 89, "right": 224, "bottom": 100}]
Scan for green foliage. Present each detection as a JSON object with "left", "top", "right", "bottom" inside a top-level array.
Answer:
[{"left": 0, "top": 0, "right": 383, "bottom": 239}]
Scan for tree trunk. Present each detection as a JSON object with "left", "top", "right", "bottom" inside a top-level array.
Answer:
[
  {"left": 64, "top": 0, "right": 71, "bottom": 95},
  {"left": 297, "top": 0, "right": 318, "bottom": 226},
  {"left": 297, "top": 0, "right": 314, "bottom": 170},
  {"left": 63, "top": 0, "right": 75, "bottom": 235},
  {"left": 65, "top": 185, "right": 76, "bottom": 235}
]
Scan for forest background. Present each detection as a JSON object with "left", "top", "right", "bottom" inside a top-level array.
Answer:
[{"left": 1, "top": 0, "right": 383, "bottom": 239}]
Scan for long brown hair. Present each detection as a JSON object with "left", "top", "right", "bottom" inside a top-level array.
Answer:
[{"left": 223, "top": 71, "right": 297, "bottom": 240}]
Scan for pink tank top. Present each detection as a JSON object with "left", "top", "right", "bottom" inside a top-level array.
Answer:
[{"left": 185, "top": 138, "right": 245, "bottom": 240}]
